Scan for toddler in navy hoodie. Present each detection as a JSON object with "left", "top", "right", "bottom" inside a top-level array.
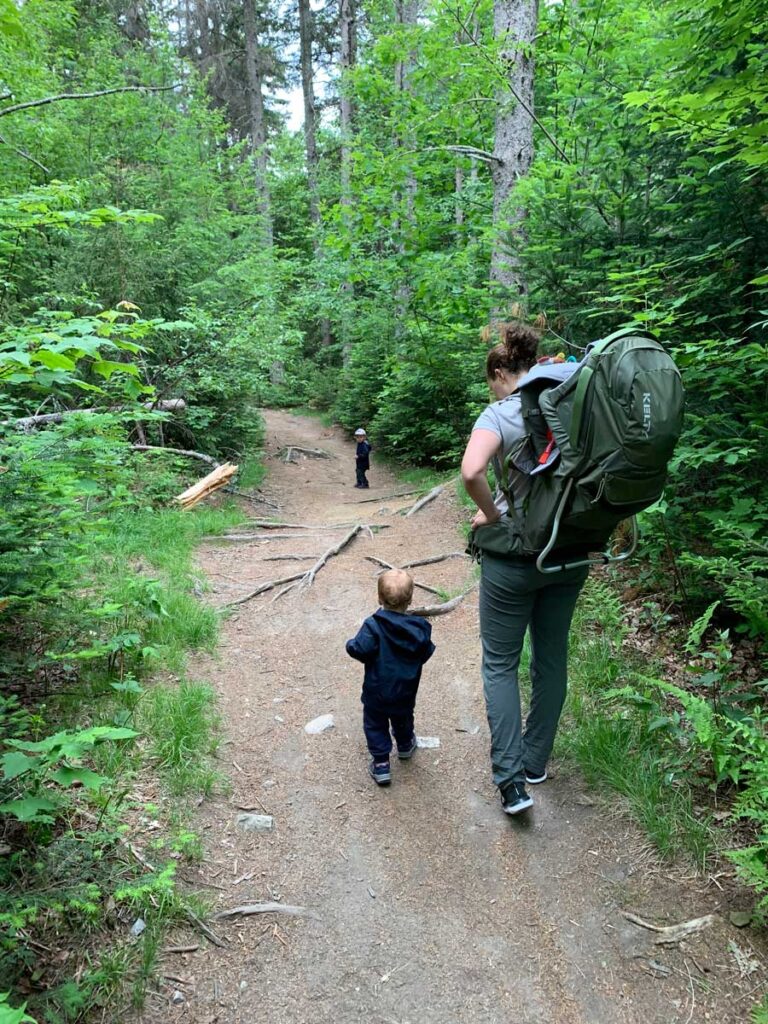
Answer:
[{"left": 346, "top": 568, "right": 435, "bottom": 785}]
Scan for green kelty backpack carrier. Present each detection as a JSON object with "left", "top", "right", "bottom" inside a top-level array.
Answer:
[{"left": 470, "top": 327, "right": 685, "bottom": 573}]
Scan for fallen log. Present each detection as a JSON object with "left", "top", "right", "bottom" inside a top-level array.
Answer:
[
  {"left": 404, "top": 485, "right": 443, "bottom": 517},
  {"left": 401, "top": 552, "right": 467, "bottom": 569},
  {"left": 134, "top": 444, "right": 219, "bottom": 468},
  {"left": 175, "top": 463, "right": 239, "bottom": 509},
  {"left": 5, "top": 399, "right": 186, "bottom": 432},
  {"left": 261, "top": 554, "right": 317, "bottom": 561},
  {"left": 225, "top": 488, "right": 280, "bottom": 510}
]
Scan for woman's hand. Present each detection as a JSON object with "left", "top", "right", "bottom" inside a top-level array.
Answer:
[{"left": 471, "top": 508, "right": 501, "bottom": 530}]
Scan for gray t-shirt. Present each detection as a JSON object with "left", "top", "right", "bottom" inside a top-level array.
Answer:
[{"left": 472, "top": 393, "right": 531, "bottom": 515}]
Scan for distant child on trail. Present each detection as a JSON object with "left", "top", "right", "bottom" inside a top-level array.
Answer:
[
  {"left": 346, "top": 569, "right": 435, "bottom": 785},
  {"left": 354, "top": 427, "right": 372, "bottom": 488}
]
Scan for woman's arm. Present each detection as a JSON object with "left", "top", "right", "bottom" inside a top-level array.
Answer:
[{"left": 461, "top": 428, "right": 503, "bottom": 527}]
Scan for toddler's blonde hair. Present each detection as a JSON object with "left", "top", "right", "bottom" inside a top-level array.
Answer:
[{"left": 377, "top": 568, "right": 413, "bottom": 612}]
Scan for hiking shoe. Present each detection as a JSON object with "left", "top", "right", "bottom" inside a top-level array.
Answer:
[
  {"left": 368, "top": 759, "right": 391, "bottom": 785},
  {"left": 524, "top": 767, "right": 548, "bottom": 785},
  {"left": 500, "top": 782, "right": 533, "bottom": 816},
  {"left": 397, "top": 736, "right": 417, "bottom": 760}
]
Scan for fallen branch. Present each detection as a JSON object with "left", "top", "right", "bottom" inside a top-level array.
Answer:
[
  {"left": 299, "top": 524, "right": 368, "bottom": 589},
  {"left": 185, "top": 909, "right": 227, "bottom": 948},
  {"left": 404, "top": 485, "right": 444, "bottom": 517},
  {"left": 225, "top": 488, "right": 280, "bottom": 510},
  {"left": 223, "top": 571, "right": 306, "bottom": 609},
  {"left": 163, "top": 944, "right": 200, "bottom": 955},
  {"left": 5, "top": 399, "right": 186, "bottom": 432},
  {"left": 401, "top": 552, "right": 467, "bottom": 569},
  {"left": 343, "top": 487, "right": 423, "bottom": 504},
  {"left": 240, "top": 520, "right": 353, "bottom": 531},
  {"left": 213, "top": 902, "right": 309, "bottom": 921},
  {"left": 134, "top": 445, "right": 219, "bottom": 468},
  {"left": 363, "top": 555, "right": 440, "bottom": 596},
  {"left": 175, "top": 463, "right": 239, "bottom": 509},
  {"left": 261, "top": 554, "right": 317, "bottom": 561},
  {"left": 622, "top": 912, "right": 717, "bottom": 945},
  {"left": 410, "top": 591, "right": 471, "bottom": 617}
]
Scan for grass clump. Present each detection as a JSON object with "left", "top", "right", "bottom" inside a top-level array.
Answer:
[{"left": 142, "top": 680, "right": 221, "bottom": 795}]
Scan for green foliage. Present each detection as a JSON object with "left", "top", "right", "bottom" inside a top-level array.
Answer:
[{"left": 141, "top": 681, "right": 221, "bottom": 795}]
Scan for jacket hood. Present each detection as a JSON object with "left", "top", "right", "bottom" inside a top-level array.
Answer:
[{"left": 373, "top": 608, "right": 431, "bottom": 654}]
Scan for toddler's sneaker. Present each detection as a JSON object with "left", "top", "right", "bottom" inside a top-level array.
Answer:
[
  {"left": 524, "top": 767, "right": 548, "bottom": 785},
  {"left": 368, "top": 759, "right": 391, "bottom": 785},
  {"left": 500, "top": 781, "right": 533, "bottom": 815},
  {"left": 397, "top": 736, "right": 417, "bottom": 760}
]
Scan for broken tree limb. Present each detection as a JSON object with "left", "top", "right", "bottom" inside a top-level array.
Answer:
[
  {"left": 401, "top": 552, "right": 467, "bottom": 569},
  {"left": 404, "top": 485, "right": 444, "bottom": 517},
  {"left": 5, "top": 399, "right": 186, "bottom": 432},
  {"left": 410, "top": 590, "right": 473, "bottom": 618},
  {"left": 622, "top": 912, "right": 717, "bottom": 945},
  {"left": 184, "top": 909, "right": 227, "bottom": 948},
  {"left": 363, "top": 555, "right": 441, "bottom": 596},
  {"left": 175, "top": 463, "right": 239, "bottom": 509},
  {"left": 213, "top": 902, "right": 309, "bottom": 921},
  {"left": 134, "top": 445, "right": 219, "bottom": 468}
]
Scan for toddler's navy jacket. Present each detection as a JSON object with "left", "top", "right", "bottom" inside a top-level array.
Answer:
[
  {"left": 355, "top": 440, "right": 372, "bottom": 468},
  {"left": 346, "top": 608, "right": 435, "bottom": 710}
]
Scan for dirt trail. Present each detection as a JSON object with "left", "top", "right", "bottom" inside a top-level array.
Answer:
[{"left": 146, "top": 410, "right": 762, "bottom": 1024}]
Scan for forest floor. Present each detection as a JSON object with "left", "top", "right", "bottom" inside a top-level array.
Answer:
[{"left": 141, "top": 409, "right": 766, "bottom": 1024}]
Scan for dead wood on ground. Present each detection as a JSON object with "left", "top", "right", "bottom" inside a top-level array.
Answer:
[
  {"left": 404, "top": 485, "right": 444, "bottom": 517},
  {"left": 410, "top": 588, "right": 475, "bottom": 618},
  {"left": 622, "top": 912, "right": 717, "bottom": 945},
  {"left": 175, "top": 463, "right": 239, "bottom": 509},
  {"left": 213, "top": 902, "right": 309, "bottom": 920},
  {"left": 343, "top": 487, "right": 422, "bottom": 504},
  {"left": 401, "top": 552, "right": 467, "bottom": 568},
  {"left": 278, "top": 445, "right": 331, "bottom": 463},
  {"left": 134, "top": 444, "right": 220, "bottom": 468}
]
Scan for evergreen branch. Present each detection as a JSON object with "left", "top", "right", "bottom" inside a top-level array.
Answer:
[{"left": 0, "top": 84, "right": 180, "bottom": 119}]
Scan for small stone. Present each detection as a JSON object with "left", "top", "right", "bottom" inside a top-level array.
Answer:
[
  {"left": 171, "top": 990, "right": 185, "bottom": 1005},
  {"left": 416, "top": 736, "right": 440, "bottom": 749},
  {"left": 130, "top": 918, "right": 146, "bottom": 937},
  {"left": 274, "top": 715, "right": 284, "bottom": 723},
  {"left": 236, "top": 813, "right": 274, "bottom": 833},
  {"left": 305, "top": 713, "right": 335, "bottom": 734},
  {"left": 729, "top": 910, "right": 753, "bottom": 928}
]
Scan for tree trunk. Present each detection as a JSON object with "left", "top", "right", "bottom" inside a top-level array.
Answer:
[
  {"left": 243, "top": 0, "right": 273, "bottom": 246},
  {"left": 339, "top": 0, "right": 357, "bottom": 365},
  {"left": 298, "top": 0, "right": 319, "bottom": 226},
  {"left": 339, "top": 0, "right": 356, "bottom": 210},
  {"left": 394, "top": 0, "right": 419, "bottom": 335},
  {"left": 490, "top": 0, "right": 539, "bottom": 298}
]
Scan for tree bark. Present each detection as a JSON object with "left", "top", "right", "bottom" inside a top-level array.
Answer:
[
  {"left": 298, "top": 0, "right": 319, "bottom": 227},
  {"left": 490, "top": 0, "right": 539, "bottom": 299},
  {"left": 243, "top": 0, "right": 273, "bottom": 246},
  {"left": 394, "top": 0, "right": 420, "bottom": 335},
  {"left": 339, "top": 0, "right": 357, "bottom": 364}
]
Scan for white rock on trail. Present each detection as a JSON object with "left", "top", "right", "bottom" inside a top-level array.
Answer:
[
  {"left": 236, "top": 813, "right": 275, "bottom": 833},
  {"left": 416, "top": 736, "right": 440, "bottom": 749},
  {"left": 304, "top": 713, "right": 335, "bottom": 734}
]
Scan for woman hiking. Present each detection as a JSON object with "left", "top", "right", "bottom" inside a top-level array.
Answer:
[{"left": 460, "top": 322, "right": 589, "bottom": 816}]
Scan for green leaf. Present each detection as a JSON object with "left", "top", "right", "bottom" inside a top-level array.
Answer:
[
  {"left": 32, "top": 350, "right": 76, "bottom": 372},
  {"left": 92, "top": 360, "right": 139, "bottom": 380},
  {"left": 0, "top": 796, "right": 59, "bottom": 822},
  {"left": 1, "top": 751, "right": 41, "bottom": 781},
  {"left": 50, "top": 766, "right": 107, "bottom": 790}
]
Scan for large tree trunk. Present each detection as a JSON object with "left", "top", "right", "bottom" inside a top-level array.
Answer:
[
  {"left": 243, "top": 0, "right": 273, "bottom": 246},
  {"left": 394, "top": 0, "right": 419, "bottom": 337},
  {"left": 490, "top": 0, "right": 539, "bottom": 298},
  {"left": 339, "top": 0, "right": 356, "bottom": 210},
  {"left": 298, "top": 0, "right": 319, "bottom": 226},
  {"left": 339, "top": 0, "right": 357, "bottom": 365}
]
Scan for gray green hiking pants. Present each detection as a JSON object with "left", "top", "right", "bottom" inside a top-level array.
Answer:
[{"left": 479, "top": 553, "right": 589, "bottom": 791}]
